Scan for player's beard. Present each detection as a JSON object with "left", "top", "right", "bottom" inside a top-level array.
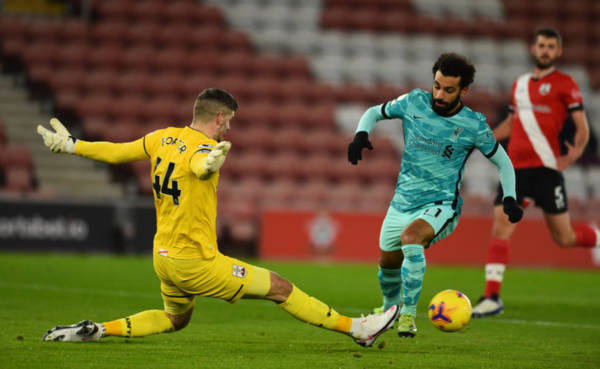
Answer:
[
  {"left": 534, "top": 54, "right": 556, "bottom": 70},
  {"left": 432, "top": 94, "right": 462, "bottom": 116}
]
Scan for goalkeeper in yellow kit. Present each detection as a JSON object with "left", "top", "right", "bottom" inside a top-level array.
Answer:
[{"left": 38, "top": 88, "right": 398, "bottom": 347}]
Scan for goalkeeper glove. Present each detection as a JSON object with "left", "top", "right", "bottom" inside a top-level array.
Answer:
[
  {"left": 503, "top": 196, "right": 523, "bottom": 223},
  {"left": 348, "top": 131, "right": 373, "bottom": 165},
  {"left": 36, "top": 118, "right": 77, "bottom": 154},
  {"left": 204, "top": 141, "right": 231, "bottom": 174}
]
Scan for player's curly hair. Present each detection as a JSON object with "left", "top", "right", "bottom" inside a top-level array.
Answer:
[
  {"left": 193, "top": 88, "right": 238, "bottom": 122},
  {"left": 432, "top": 53, "right": 475, "bottom": 89}
]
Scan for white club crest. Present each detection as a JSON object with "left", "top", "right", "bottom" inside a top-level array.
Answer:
[{"left": 539, "top": 83, "right": 551, "bottom": 96}]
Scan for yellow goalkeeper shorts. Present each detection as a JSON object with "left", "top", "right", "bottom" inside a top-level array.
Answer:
[{"left": 153, "top": 251, "right": 271, "bottom": 315}]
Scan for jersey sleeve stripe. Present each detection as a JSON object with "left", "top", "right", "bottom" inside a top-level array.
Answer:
[
  {"left": 381, "top": 102, "right": 390, "bottom": 119},
  {"left": 142, "top": 135, "right": 150, "bottom": 158},
  {"left": 567, "top": 103, "right": 584, "bottom": 111},
  {"left": 484, "top": 141, "right": 500, "bottom": 158}
]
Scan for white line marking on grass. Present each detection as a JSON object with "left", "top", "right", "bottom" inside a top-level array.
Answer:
[
  {"left": 0, "top": 281, "right": 157, "bottom": 299},
  {"left": 341, "top": 306, "right": 600, "bottom": 330}
]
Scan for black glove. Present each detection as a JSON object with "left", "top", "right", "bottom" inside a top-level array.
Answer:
[
  {"left": 503, "top": 197, "right": 523, "bottom": 223},
  {"left": 348, "top": 131, "right": 373, "bottom": 165}
]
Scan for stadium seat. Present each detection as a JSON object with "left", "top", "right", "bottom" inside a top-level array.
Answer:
[
  {"left": 3, "top": 166, "right": 34, "bottom": 193},
  {"left": 87, "top": 44, "right": 123, "bottom": 71},
  {"left": 75, "top": 94, "right": 113, "bottom": 119},
  {"left": 1, "top": 145, "right": 34, "bottom": 170},
  {"left": 90, "top": 21, "right": 129, "bottom": 46},
  {"left": 58, "top": 19, "right": 90, "bottom": 44},
  {"left": 126, "top": 22, "right": 161, "bottom": 48},
  {"left": 55, "top": 42, "right": 90, "bottom": 70},
  {"left": 264, "top": 151, "right": 303, "bottom": 181},
  {"left": 81, "top": 69, "right": 118, "bottom": 97},
  {"left": 94, "top": 0, "right": 134, "bottom": 22},
  {"left": 102, "top": 121, "right": 142, "bottom": 143},
  {"left": 21, "top": 40, "right": 59, "bottom": 69}
]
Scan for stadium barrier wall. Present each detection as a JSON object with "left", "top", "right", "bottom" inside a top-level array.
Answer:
[
  {"left": 0, "top": 198, "right": 155, "bottom": 253},
  {"left": 260, "top": 210, "right": 600, "bottom": 269}
]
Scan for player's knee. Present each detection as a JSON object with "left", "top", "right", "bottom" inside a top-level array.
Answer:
[
  {"left": 400, "top": 230, "right": 427, "bottom": 246},
  {"left": 166, "top": 309, "right": 193, "bottom": 331},
  {"left": 266, "top": 271, "right": 293, "bottom": 303},
  {"left": 549, "top": 231, "right": 574, "bottom": 248},
  {"left": 379, "top": 251, "right": 403, "bottom": 269}
]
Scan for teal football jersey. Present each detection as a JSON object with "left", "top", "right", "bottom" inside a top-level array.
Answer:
[{"left": 383, "top": 88, "right": 499, "bottom": 213}]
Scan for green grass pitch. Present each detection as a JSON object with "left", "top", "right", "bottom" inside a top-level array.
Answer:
[{"left": 1, "top": 252, "right": 599, "bottom": 369}]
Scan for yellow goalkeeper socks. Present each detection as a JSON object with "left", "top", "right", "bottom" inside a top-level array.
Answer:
[
  {"left": 103, "top": 310, "right": 175, "bottom": 337},
  {"left": 279, "top": 285, "right": 352, "bottom": 334}
]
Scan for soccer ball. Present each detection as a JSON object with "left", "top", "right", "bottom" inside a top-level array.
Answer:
[{"left": 428, "top": 289, "right": 472, "bottom": 332}]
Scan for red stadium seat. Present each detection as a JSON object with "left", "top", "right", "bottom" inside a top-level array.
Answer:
[
  {"left": 121, "top": 45, "right": 156, "bottom": 72},
  {"left": 81, "top": 69, "right": 119, "bottom": 96},
  {"left": 295, "top": 179, "right": 330, "bottom": 205},
  {"left": 90, "top": 21, "right": 129, "bottom": 46},
  {"left": 304, "top": 103, "right": 336, "bottom": 129},
  {"left": 147, "top": 72, "right": 184, "bottom": 98},
  {"left": 164, "top": 1, "right": 201, "bottom": 24},
  {"left": 187, "top": 26, "right": 224, "bottom": 53},
  {"left": 55, "top": 42, "right": 90, "bottom": 70},
  {"left": 264, "top": 151, "right": 303, "bottom": 181},
  {"left": 145, "top": 97, "right": 180, "bottom": 122},
  {"left": 1, "top": 145, "right": 33, "bottom": 170},
  {"left": 109, "top": 95, "right": 147, "bottom": 121},
  {"left": 218, "top": 51, "right": 255, "bottom": 78},
  {"left": 4, "top": 167, "right": 34, "bottom": 193},
  {"left": 58, "top": 19, "right": 90, "bottom": 44},
  {"left": 130, "top": 1, "right": 167, "bottom": 23},
  {"left": 21, "top": 40, "right": 59, "bottom": 69},
  {"left": 113, "top": 70, "right": 151, "bottom": 96},
  {"left": 221, "top": 31, "right": 252, "bottom": 53},
  {"left": 156, "top": 23, "right": 193, "bottom": 48},
  {"left": 0, "top": 17, "right": 26, "bottom": 41},
  {"left": 0, "top": 120, "right": 6, "bottom": 147},
  {"left": 81, "top": 117, "right": 110, "bottom": 140},
  {"left": 26, "top": 19, "right": 61, "bottom": 43},
  {"left": 195, "top": 5, "right": 226, "bottom": 28},
  {"left": 275, "top": 127, "right": 305, "bottom": 154},
  {"left": 95, "top": 1, "right": 134, "bottom": 22},
  {"left": 151, "top": 47, "right": 188, "bottom": 73},
  {"left": 102, "top": 121, "right": 142, "bottom": 143},
  {"left": 75, "top": 94, "right": 113, "bottom": 119},
  {"left": 126, "top": 22, "right": 161, "bottom": 47},
  {"left": 296, "top": 153, "right": 334, "bottom": 182},
  {"left": 87, "top": 44, "right": 123, "bottom": 71},
  {"left": 182, "top": 51, "right": 220, "bottom": 75},
  {"left": 48, "top": 68, "right": 86, "bottom": 95}
]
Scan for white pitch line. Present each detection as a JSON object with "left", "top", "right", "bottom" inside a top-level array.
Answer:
[{"left": 2, "top": 282, "right": 600, "bottom": 330}]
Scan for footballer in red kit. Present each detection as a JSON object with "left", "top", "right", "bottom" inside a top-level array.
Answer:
[
  {"left": 507, "top": 70, "right": 583, "bottom": 170},
  {"left": 472, "top": 28, "right": 599, "bottom": 318}
]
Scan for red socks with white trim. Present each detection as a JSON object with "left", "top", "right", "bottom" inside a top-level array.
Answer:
[{"left": 483, "top": 238, "right": 509, "bottom": 298}]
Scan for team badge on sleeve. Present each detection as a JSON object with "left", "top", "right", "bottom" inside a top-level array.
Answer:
[{"left": 232, "top": 264, "right": 247, "bottom": 278}]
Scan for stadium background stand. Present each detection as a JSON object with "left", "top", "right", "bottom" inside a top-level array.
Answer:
[{"left": 0, "top": 0, "right": 599, "bottom": 249}]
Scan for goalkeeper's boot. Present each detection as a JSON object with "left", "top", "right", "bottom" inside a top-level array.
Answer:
[
  {"left": 350, "top": 305, "right": 399, "bottom": 347},
  {"left": 42, "top": 320, "right": 105, "bottom": 342},
  {"left": 397, "top": 313, "right": 417, "bottom": 338},
  {"left": 471, "top": 295, "right": 504, "bottom": 318}
]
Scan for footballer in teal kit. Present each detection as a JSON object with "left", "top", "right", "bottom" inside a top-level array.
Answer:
[{"left": 348, "top": 53, "right": 523, "bottom": 337}]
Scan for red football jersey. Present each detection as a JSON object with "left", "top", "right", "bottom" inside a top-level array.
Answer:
[{"left": 507, "top": 70, "right": 583, "bottom": 169}]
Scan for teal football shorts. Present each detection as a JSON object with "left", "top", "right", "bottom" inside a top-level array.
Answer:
[{"left": 379, "top": 203, "right": 459, "bottom": 252}]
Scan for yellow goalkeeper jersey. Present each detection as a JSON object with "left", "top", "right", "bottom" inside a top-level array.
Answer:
[{"left": 76, "top": 126, "right": 220, "bottom": 259}]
